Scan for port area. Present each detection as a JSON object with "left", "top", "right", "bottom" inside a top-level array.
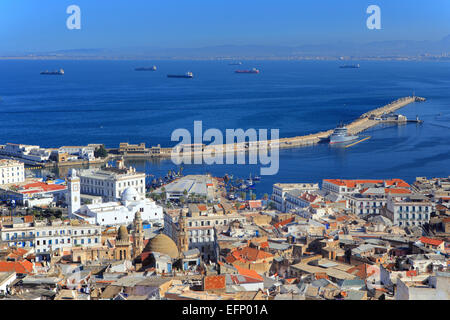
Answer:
[
  {"left": 174, "top": 96, "right": 426, "bottom": 156},
  {"left": 101, "top": 96, "right": 426, "bottom": 160}
]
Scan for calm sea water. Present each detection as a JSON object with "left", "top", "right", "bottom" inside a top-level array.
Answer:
[{"left": 1, "top": 60, "right": 449, "bottom": 196}]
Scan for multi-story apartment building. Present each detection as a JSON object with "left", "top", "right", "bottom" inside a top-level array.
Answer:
[
  {"left": 78, "top": 159, "right": 145, "bottom": 202},
  {"left": 0, "top": 159, "right": 25, "bottom": 185},
  {"left": 382, "top": 194, "right": 433, "bottom": 227},
  {"left": 165, "top": 211, "right": 245, "bottom": 262},
  {"left": 271, "top": 183, "right": 319, "bottom": 212},
  {"left": 0, "top": 220, "right": 101, "bottom": 261}
]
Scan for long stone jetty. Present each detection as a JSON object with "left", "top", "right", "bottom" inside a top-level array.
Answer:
[
  {"left": 114, "top": 96, "right": 426, "bottom": 159},
  {"left": 200, "top": 96, "right": 426, "bottom": 154}
]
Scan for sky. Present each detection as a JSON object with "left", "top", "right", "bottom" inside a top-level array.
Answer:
[{"left": 0, "top": 0, "right": 449, "bottom": 54}]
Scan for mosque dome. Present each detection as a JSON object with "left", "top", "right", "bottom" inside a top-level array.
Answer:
[
  {"left": 117, "top": 225, "right": 129, "bottom": 241},
  {"left": 121, "top": 187, "right": 140, "bottom": 202},
  {"left": 144, "top": 234, "right": 179, "bottom": 259}
]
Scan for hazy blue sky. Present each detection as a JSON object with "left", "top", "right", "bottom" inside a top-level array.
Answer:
[{"left": 1, "top": 0, "right": 449, "bottom": 53}]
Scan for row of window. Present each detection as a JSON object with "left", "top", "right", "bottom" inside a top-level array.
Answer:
[
  {"left": 397, "top": 205, "right": 429, "bottom": 212},
  {"left": 398, "top": 213, "right": 428, "bottom": 220},
  {"left": 36, "top": 237, "right": 99, "bottom": 246}
]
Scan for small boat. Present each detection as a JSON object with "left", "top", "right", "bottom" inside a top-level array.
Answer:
[
  {"left": 339, "top": 64, "right": 360, "bottom": 69},
  {"left": 253, "top": 175, "right": 261, "bottom": 181},
  {"left": 235, "top": 68, "right": 259, "bottom": 74},
  {"left": 167, "top": 72, "right": 193, "bottom": 78},
  {"left": 135, "top": 66, "right": 157, "bottom": 71},
  {"left": 41, "top": 69, "right": 64, "bottom": 75}
]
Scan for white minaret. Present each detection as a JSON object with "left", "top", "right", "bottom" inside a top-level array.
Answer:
[{"left": 68, "top": 168, "right": 80, "bottom": 217}]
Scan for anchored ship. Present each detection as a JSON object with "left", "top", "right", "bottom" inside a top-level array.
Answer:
[
  {"left": 135, "top": 66, "right": 157, "bottom": 71},
  {"left": 228, "top": 62, "right": 243, "bottom": 65},
  {"left": 40, "top": 69, "right": 64, "bottom": 75},
  {"left": 235, "top": 68, "right": 259, "bottom": 74},
  {"left": 339, "top": 64, "right": 360, "bottom": 69},
  {"left": 167, "top": 72, "right": 193, "bottom": 78},
  {"left": 329, "top": 125, "right": 359, "bottom": 144}
]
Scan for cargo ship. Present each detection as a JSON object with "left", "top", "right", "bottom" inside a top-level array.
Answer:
[
  {"left": 167, "top": 72, "right": 193, "bottom": 78},
  {"left": 228, "top": 62, "right": 242, "bottom": 65},
  {"left": 40, "top": 69, "right": 64, "bottom": 75},
  {"left": 235, "top": 68, "right": 259, "bottom": 74},
  {"left": 135, "top": 66, "right": 157, "bottom": 71},
  {"left": 329, "top": 125, "right": 359, "bottom": 144},
  {"left": 339, "top": 64, "right": 360, "bottom": 69}
]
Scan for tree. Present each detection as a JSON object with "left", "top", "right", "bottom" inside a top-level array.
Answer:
[
  {"left": 263, "top": 193, "right": 269, "bottom": 200},
  {"left": 251, "top": 193, "right": 256, "bottom": 200},
  {"left": 94, "top": 145, "right": 108, "bottom": 158},
  {"left": 240, "top": 192, "right": 246, "bottom": 200},
  {"left": 268, "top": 201, "right": 276, "bottom": 210}
]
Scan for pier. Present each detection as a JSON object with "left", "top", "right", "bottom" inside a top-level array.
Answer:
[
  {"left": 106, "top": 95, "right": 426, "bottom": 159},
  {"left": 198, "top": 95, "right": 426, "bottom": 155}
]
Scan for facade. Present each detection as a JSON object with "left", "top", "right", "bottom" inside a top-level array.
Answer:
[
  {"left": 0, "top": 220, "right": 102, "bottom": 261},
  {"left": 382, "top": 194, "right": 432, "bottom": 227},
  {"left": 271, "top": 183, "right": 319, "bottom": 212},
  {"left": 78, "top": 160, "right": 145, "bottom": 202},
  {"left": 0, "top": 160, "right": 25, "bottom": 186},
  {"left": 59, "top": 146, "right": 95, "bottom": 161},
  {"left": 119, "top": 142, "right": 146, "bottom": 154}
]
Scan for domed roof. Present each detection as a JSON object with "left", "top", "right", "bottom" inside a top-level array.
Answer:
[
  {"left": 144, "top": 234, "right": 179, "bottom": 259},
  {"left": 121, "top": 187, "right": 140, "bottom": 202},
  {"left": 117, "top": 225, "right": 129, "bottom": 241}
]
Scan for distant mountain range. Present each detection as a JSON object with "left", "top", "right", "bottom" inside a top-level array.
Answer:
[{"left": 6, "top": 35, "right": 450, "bottom": 59}]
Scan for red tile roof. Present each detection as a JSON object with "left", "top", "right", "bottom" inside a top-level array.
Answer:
[
  {"left": 419, "top": 237, "right": 444, "bottom": 247},
  {"left": 273, "top": 217, "right": 295, "bottom": 229},
  {"left": 324, "top": 179, "right": 410, "bottom": 188},
  {"left": 248, "top": 200, "right": 262, "bottom": 209},
  {"left": 17, "top": 181, "right": 66, "bottom": 195},
  {"left": 203, "top": 275, "right": 226, "bottom": 290},
  {"left": 233, "top": 264, "right": 263, "bottom": 281},
  {"left": 0, "top": 260, "right": 33, "bottom": 274},
  {"left": 385, "top": 188, "right": 411, "bottom": 194},
  {"left": 228, "top": 246, "right": 273, "bottom": 263}
]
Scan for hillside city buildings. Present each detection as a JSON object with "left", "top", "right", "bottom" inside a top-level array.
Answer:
[{"left": 0, "top": 158, "right": 448, "bottom": 300}]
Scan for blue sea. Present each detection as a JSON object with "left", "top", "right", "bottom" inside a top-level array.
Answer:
[{"left": 0, "top": 60, "right": 449, "bottom": 197}]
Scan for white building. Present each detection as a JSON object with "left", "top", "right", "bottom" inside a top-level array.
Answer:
[
  {"left": 382, "top": 194, "right": 432, "bottom": 227},
  {"left": 271, "top": 183, "right": 319, "bottom": 212},
  {"left": 0, "top": 143, "right": 51, "bottom": 163},
  {"left": 59, "top": 146, "right": 95, "bottom": 161},
  {"left": 0, "top": 159, "right": 25, "bottom": 185},
  {"left": 78, "top": 160, "right": 145, "bottom": 202},
  {"left": 0, "top": 220, "right": 102, "bottom": 262},
  {"left": 70, "top": 185, "right": 163, "bottom": 227}
]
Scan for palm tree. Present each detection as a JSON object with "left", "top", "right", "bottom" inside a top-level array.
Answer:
[
  {"left": 251, "top": 193, "right": 257, "bottom": 200},
  {"left": 263, "top": 193, "right": 269, "bottom": 200},
  {"left": 240, "top": 192, "right": 246, "bottom": 200}
]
